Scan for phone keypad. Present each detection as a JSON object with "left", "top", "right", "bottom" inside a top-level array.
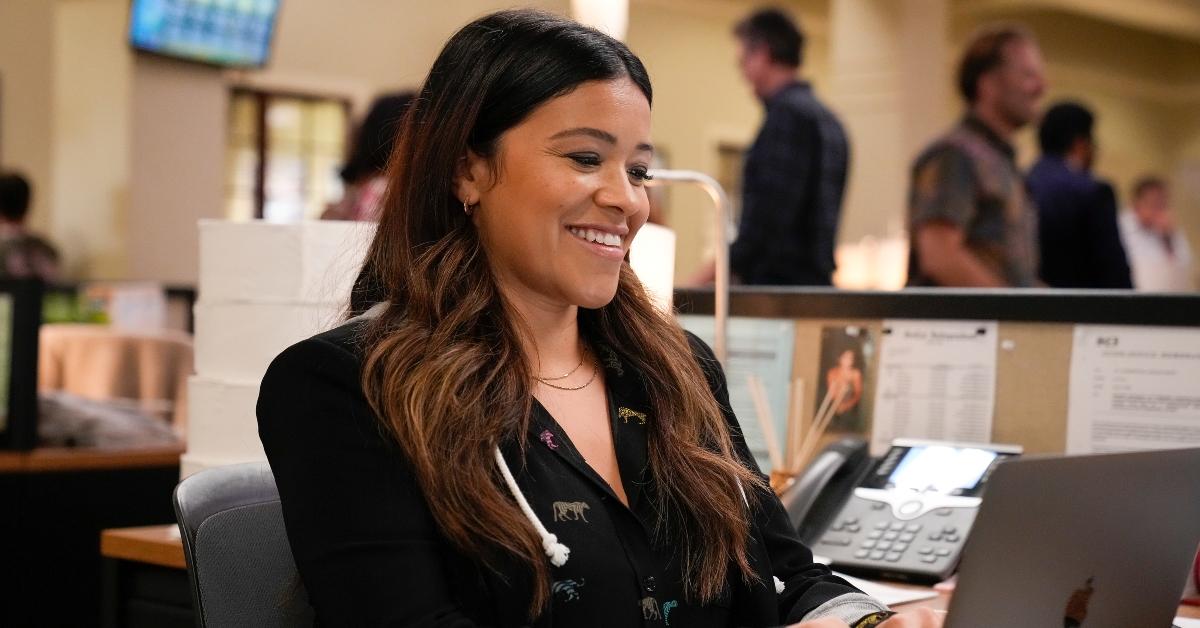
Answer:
[{"left": 816, "top": 497, "right": 978, "bottom": 582}]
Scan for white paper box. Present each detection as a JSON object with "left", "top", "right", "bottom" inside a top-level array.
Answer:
[
  {"left": 194, "top": 301, "right": 342, "bottom": 382},
  {"left": 199, "top": 219, "right": 375, "bottom": 303},
  {"left": 186, "top": 376, "right": 265, "bottom": 463}
]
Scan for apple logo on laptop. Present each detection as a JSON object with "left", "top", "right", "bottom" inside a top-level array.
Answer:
[{"left": 1063, "top": 576, "right": 1095, "bottom": 627}]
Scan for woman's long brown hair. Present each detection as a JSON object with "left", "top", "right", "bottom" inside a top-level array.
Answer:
[{"left": 356, "top": 9, "right": 766, "bottom": 617}]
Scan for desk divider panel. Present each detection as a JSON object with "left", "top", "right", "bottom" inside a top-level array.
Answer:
[{"left": 675, "top": 288, "right": 1199, "bottom": 461}]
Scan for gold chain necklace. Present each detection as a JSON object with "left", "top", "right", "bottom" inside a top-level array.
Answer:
[
  {"left": 536, "top": 351, "right": 586, "bottom": 382},
  {"left": 535, "top": 362, "right": 598, "bottom": 391}
]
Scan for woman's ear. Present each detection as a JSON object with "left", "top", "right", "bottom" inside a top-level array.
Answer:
[{"left": 454, "top": 150, "right": 491, "bottom": 205}]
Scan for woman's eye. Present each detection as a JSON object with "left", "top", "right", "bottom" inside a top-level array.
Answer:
[
  {"left": 569, "top": 153, "right": 602, "bottom": 167},
  {"left": 628, "top": 166, "right": 653, "bottom": 183}
]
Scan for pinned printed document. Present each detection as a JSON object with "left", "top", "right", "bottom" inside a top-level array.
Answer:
[
  {"left": 678, "top": 315, "right": 795, "bottom": 471},
  {"left": 870, "top": 320, "right": 998, "bottom": 454},
  {"left": 1066, "top": 325, "right": 1200, "bottom": 454}
]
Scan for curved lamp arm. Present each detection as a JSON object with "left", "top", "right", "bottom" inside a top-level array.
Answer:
[{"left": 646, "top": 169, "right": 733, "bottom": 366}]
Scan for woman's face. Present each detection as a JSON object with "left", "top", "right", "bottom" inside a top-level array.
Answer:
[
  {"left": 839, "top": 350, "right": 855, "bottom": 368},
  {"left": 460, "top": 78, "right": 653, "bottom": 311}
]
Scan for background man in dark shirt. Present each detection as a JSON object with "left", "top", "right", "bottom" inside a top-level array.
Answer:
[
  {"left": 692, "top": 8, "right": 848, "bottom": 286},
  {"left": 1026, "top": 101, "right": 1132, "bottom": 288},
  {"left": 907, "top": 25, "right": 1045, "bottom": 287},
  {"left": 0, "top": 171, "right": 61, "bottom": 282}
]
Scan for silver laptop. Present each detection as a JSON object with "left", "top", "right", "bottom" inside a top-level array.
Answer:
[{"left": 945, "top": 448, "right": 1200, "bottom": 628}]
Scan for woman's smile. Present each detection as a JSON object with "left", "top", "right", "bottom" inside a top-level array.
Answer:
[{"left": 566, "top": 224, "right": 628, "bottom": 261}]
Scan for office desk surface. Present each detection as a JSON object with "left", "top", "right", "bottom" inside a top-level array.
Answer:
[
  {"left": 103, "top": 524, "right": 1200, "bottom": 620},
  {"left": 4, "top": 447, "right": 181, "bottom": 628},
  {"left": 0, "top": 444, "right": 182, "bottom": 473},
  {"left": 102, "top": 525, "right": 186, "bottom": 569}
]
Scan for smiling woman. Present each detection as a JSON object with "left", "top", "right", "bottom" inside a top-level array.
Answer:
[
  {"left": 256, "top": 8, "right": 936, "bottom": 628},
  {"left": 460, "top": 78, "right": 654, "bottom": 311}
]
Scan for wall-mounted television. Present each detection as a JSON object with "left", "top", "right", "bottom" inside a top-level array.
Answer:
[{"left": 129, "top": 0, "right": 281, "bottom": 69}]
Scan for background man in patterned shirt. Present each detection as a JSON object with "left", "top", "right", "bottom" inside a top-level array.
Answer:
[{"left": 907, "top": 25, "right": 1045, "bottom": 287}]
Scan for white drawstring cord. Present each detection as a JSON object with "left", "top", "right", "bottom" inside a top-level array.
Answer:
[
  {"left": 494, "top": 447, "right": 571, "bottom": 567},
  {"left": 495, "top": 447, "right": 782, "bottom": 593}
]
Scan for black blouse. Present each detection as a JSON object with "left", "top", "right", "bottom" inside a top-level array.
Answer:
[{"left": 257, "top": 320, "right": 885, "bottom": 627}]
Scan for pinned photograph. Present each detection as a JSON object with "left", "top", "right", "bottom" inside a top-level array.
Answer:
[{"left": 816, "top": 325, "right": 874, "bottom": 433}]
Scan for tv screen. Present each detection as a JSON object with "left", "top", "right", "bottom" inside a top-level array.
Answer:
[{"left": 129, "top": 0, "right": 280, "bottom": 68}]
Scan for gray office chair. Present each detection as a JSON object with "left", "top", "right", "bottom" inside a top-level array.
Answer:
[{"left": 173, "top": 462, "right": 314, "bottom": 628}]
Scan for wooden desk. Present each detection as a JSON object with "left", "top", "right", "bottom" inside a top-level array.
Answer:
[
  {"left": 101, "top": 524, "right": 192, "bottom": 628},
  {"left": 0, "top": 444, "right": 183, "bottom": 473},
  {"left": 1, "top": 446, "right": 182, "bottom": 628},
  {"left": 101, "top": 524, "right": 186, "bottom": 569}
]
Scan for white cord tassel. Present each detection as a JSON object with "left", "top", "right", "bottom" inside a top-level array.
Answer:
[
  {"left": 494, "top": 447, "right": 571, "bottom": 567},
  {"left": 774, "top": 576, "right": 785, "bottom": 594}
]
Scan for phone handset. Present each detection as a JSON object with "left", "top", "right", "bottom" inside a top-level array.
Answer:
[{"left": 778, "top": 437, "right": 871, "bottom": 545}]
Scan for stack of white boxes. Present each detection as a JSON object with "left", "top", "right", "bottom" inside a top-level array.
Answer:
[{"left": 183, "top": 219, "right": 376, "bottom": 477}]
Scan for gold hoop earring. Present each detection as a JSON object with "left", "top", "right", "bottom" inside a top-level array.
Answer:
[{"left": 463, "top": 200, "right": 473, "bottom": 215}]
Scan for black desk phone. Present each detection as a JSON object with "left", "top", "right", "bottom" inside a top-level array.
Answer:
[{"left": 780, "top": 438, "right": 1021, "bottom": 583}]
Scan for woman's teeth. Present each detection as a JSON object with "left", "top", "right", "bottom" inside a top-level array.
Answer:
[{"left": 568, "top": 227, "right": 622, "bottom": 247}]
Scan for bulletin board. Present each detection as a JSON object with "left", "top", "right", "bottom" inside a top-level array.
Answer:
[{"left": 675, "top": 288, "right": 1200, "bottom": 465}]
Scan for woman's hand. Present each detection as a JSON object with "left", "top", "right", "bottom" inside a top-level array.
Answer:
[{"left": 787, "top": 608, "right": 945, "bottom": 628}]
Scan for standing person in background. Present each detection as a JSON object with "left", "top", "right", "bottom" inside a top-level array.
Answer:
[
  {"left": 1027, "top": 101, "right": 1131, "bottom": 288},
  {"left": 0, "top": 171, "right": 61, "bottom": 282},
  {"left": 1119, "top": 177, "right": 1196, "bottom": 291},
  {"left": 689, "top": 8, "right": 848, "bottom": 286},
  {"left": 906, "top": 25, "right": 1045, "bottom": 287},
  {"left": 322, "top": 91, "right": 415, "bottom": 222}
]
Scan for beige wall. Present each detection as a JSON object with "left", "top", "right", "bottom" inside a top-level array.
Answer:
[
  {"left": 0, "top": 0, "right": 56, "bottom": 235},
  {"left": 51, "top": 0, "right": 131, "bottom": 279},
  {"left": 132, "top": 0, "right": 571, "bottom": 285},
  {"left": 1, "top": 0, "right": 131, "bottom": 278},
  {"left": 128, "top": 56, "right": 226, "bottom": 284},
  {"left": 234, "top": 0, "right": 571, "bottom": 116},
  {"left": 6, "top": 0, "right": 1199, "bottom": 285},
  {"left": 827, "top": 0, "right": 953, "bottom": 245},
  {"left": 4, "top": 0, "right": 570, "bottom": 284}
]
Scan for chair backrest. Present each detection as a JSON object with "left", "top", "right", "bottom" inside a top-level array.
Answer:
[{"left": 173, "top": 462, "right": 314, "bottom": 628}]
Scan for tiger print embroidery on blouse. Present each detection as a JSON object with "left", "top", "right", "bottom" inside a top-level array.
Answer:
[
  {"left": 551, "top": 501, "right": 590, "bottom": 522},
  {"left": 639, "top": 596, "right": 660, "bottom": 620},
  {"left": 618, "top": 407, "right": 647, "bottom": 425}
]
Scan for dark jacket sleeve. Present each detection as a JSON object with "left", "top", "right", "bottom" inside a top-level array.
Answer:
[
  {"left": 682, "top": 332, "right": 881, "bottom": 623},
  {"left": 257, "top": 332, "right": 491, "bottom": 627},
  {"left": 1086, "top": 182, "right": 1133, "bottom": 289}
]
